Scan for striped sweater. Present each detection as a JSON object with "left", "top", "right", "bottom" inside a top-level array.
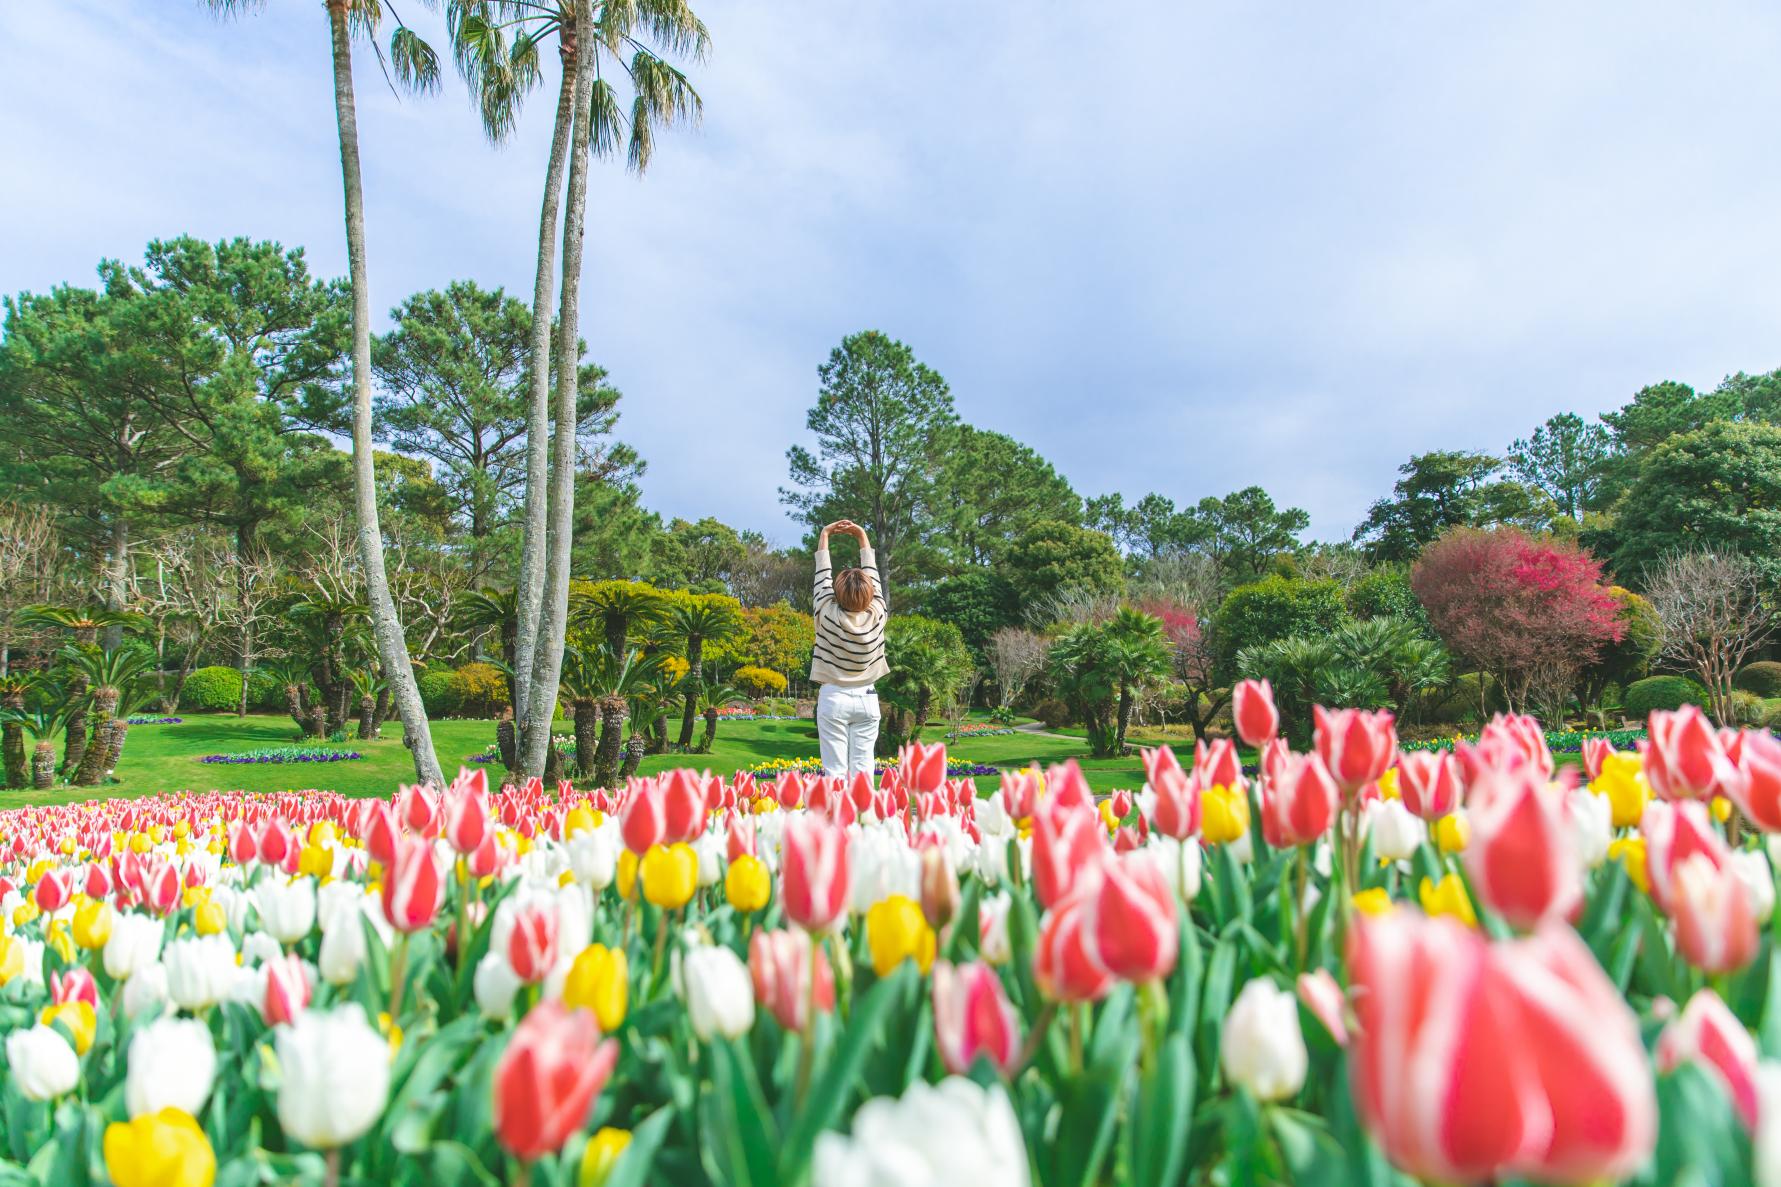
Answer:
[{"left": 809, "top": 547, "right": 889, "bottom": 687}]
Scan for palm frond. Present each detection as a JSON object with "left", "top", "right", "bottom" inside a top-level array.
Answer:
[
  {"left": 586, "top": 76, "right": 629, "bottom": 159},
  {"left": 390, "top": 23, "right": 443, "bottom": 95}
]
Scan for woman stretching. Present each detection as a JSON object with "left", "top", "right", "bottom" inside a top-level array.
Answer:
[{"left": 810, "top": 519, "right": 888, "bottom": 777}]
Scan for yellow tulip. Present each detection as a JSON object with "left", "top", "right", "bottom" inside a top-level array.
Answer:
[
  {"left": 45, "top": 921, "right": 75, "bottom": 964},
  {"left": 640, "top": 843, "right": 698, "bottom": 911},
  {"left": 1351, "top": 887, "right": 1395, "bottom": 917},
  {"left": 616, "top": 849, "right": 640, "bottom": 903},
  {"left": 193, "top": 899, "right": 228, "bottom": 937},
  {"left": 105, "top": 1110, "right": 215, "bottom": 1187},
  {"left": 26, "top": 857, "right": 52, "bottom": 883},
  {"left": 579, "top": 1127, "right": 632, "bottom": 1187},
  {"left": 306, "top": 820, "right": 336, "bottom": 848},
  {"left": 73, "top": 899, "right": 113, "bottom": 950},
  {"left": 1589, "top": 753, "right": 1649, "bottom": 831},
  {"left": 297, "top": 844, "right": 333, "bottom": 880},
  {"left": 58, "top": 837, "right": 76, "bottom": 856},
  {"left": 866, "top": 894, "right": 936, "bottom": 976},
  {"left": 1376, "top": 768, "right": 1400, "bottom": 800},
  {"left": 0, "top": 935, "right": 25, "bottom": 985},
  {"left": 724, "top": 854, "right": 771, "bottom": 914},
  {"left": 12, "top": 901, "right": 39, "bottom": 929},
  {"left": 564, "top": 805, "right": 597, "bottom": 837},
  {"left": 1201, "top": 785, "right": 1251, "bottom": 845},
  {"left": 41, "top": 1000, "right": 97, "bottom": 1055},
  {"left": 148, "top": 825, "right": 166, "bottom": 845},
  {"left": 1433, "top": 813, "right": 1470, "bottom": 855},
  {"left": 1608, "top": 837, "right": 1650, "bottom": 894},
  {"left": 1712, "top": 796, "right": 1733, "bottom": 823},
  {"left": 1417, "top": 875, "right": 1477, "bottom": 928},
  {"left": 1097, "top": 799, "right": 1119, "bottom": 834},
  {"left": 563, "top": 944, "right": 629, "bottom": 1032}
]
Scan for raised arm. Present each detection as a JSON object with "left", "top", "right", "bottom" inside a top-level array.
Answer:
[
  {"left": 813, "top": 522, "right": 835, "bottom": 611},
  {"left": 834, "top": 520, "right": 885, "bottom": 609}
]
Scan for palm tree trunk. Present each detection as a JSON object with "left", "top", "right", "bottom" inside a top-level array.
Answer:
[
  {"left": 2, "top": 721, "right": 25, "bottom": 789},
  {"left": 572, "top": 699, "right": 599, "bottom": 779},
  {"left": 74, "top": 687, "right": 118, "bottom": 786},
  {"left": 31, "top": 741, "right": 55, "bottom": 789},
  {"left": 357, "top": 694, "right": 375, "bottom": 739},
  {"left": 701, "top": 706, "right": 717, "bottom": 754},
  {"left": 677, "top": 639, "right": 703, "bottom": 748},
  {"left": 100, "top": 719, "right": 128, "bottom": 776},
  {"left": 513, "top": 31, "right": 580, "bottom": 753},
  {"left": 619, "top": 731, "right": 645, "bottom": 781},
  {"left": 61, "top": 678, "right": 88, "bottom": 778},
  {"left": 520, "top": 4, "right": 597, "bottom": 780},
  {"left": 596, "top": 700, "right": 625, "bottom": 788},
  {"left": 327, "top": 0, "right": 443, "bottom": 788}
]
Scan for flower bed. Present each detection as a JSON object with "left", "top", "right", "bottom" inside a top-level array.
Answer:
[
  {"left": 125, "top": 716, "right": 183, "bottom": 726},
  {"left": 0, "top": 702, "right": 1772, "bottom": 1184},
  {"left": 197, "top": 746, "right": 364, "bottom": 765},
  {"left": 746, "top": 754, "right": 1000, "bottom": 778},
  {"left": 1400, "top": 725, "right": 1647, "bottom": 755},
  {"left": 943, "top": 722, "right": 1017, "bottom": 739}
]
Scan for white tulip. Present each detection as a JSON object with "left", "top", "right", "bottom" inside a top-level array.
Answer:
[
  {"left": 1566, "top": 788, "right": 1612, "bottom": 868},
  {"left": 473, "top": 951, "right": 523, "bottom": 1020},
  {"left": 121, "top": 963, "right": 170, "bottom": 1020},
  {"left": 849, "top": 823, "right": 921, "bottom": 913},
  {"left": 240, "top": 931, "right": 283, "bottom": 968},
  {"left": 164, "top": 934, "right": 244, "bottom": 1011},
  {"left": 812, "top": 1077, "right": 1028, "bottom": 1187},
  {"left": 1757, "top": 1062, "right": 1781, "bottom": 1187},
  {"left": 1219, "top": 978, "right": 1308, "bottom": 1102},
  {"left": 255, "top": 876, "right": 317, "bottom": 945},
  {"left": 5, "top": 938, "right": 44, "bottom": 989},
  {"left": 5, "top": 1026, "right": 79, "bottom": 1101},
  {"left": 978, "top": 892, "right": 1012, "bottom": 964},
  {"left": 1150, "top": 836, "right": 1202, "bottom": 902},
  {"left": 275, "top": 1005, "right": 392, "bottom": 1149},
  {"left": 567, "top": 826, "right": 617, "bottom": 889},
  {"left": 317, "top": 912, "right": 367, "bottom": 986},
  {"left": 125, "top": 1017, "right": 216, "bottom": 1118},
  {"left": 103, "top": 914, "right": 163, "bottom": 980},
  {"left": 1364, "top": 799, "right": 1424, "bottom": 863},
  {"left": 695, "top": 832, "right": 725, "bottom": 888},
  {"left": 679, "top": 945, "right": 754, "bottom": 1040},
  {"left": 1734, "top": 850, "right": 1777, "bottom": 926}
]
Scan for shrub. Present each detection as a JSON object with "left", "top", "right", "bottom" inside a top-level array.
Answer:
[
  {"left": 246, "top": 668, "right": 287, "bottom": 711},
  {"left": 180, "top": 666, "right": 244, "bottom": 712},
  {"left": 1623, "top": 675, "right": 1710, "bottom": 718},
  {"left": 1727, "top": 689, "right": 1767, "bottom": 727},
  {"left": 1734, "top": 661, "right": 1781, "bottom": 697},
  {"left": 1763, "top": 701, "right": 1781, "bottom": 732},
  {"left": 1031, "top": 697, "right": 1072, "bottom": 730},
  {"left": 416, "top": 668, "right": 462, "bottom": 717},
  {"left": 733, "top": 665, "right": 788, "bottom": 697},
  {"left": 1215, "top": 576, "right": 1350, "bottom": 666},
  {"left": 450, "top": 662, "right": 509, "bottom": 718}
]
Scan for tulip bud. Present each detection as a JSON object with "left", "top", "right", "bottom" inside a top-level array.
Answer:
[
  {"left": 1671, "top": 853, "right": 1760, "bottom": 976},
  {"left": 1084, "top": 851, "right": 1177, "bottom": 983},
  {"left": 104, "top": 1108, "right": 215, "bottom": 1187},
  {"left": 1655, "top": 989, "right": 1758, "bottom": 1129},
  {"left": 920, "top": 847, "right": 960, "bottom": 929},
  {"left": 749, "top": 928, "right": 835, "bottom": 1032},
  {"left": 620, "top": 786, "right": 666, "bottom": 857},
  {"left": 1034, "top": 884, "right": 1113, "bottom": 1004},
  {"left": 445, "top": 784, "right": 491, "bottom": 854},
  {"left": 866, "top": 895, "right": 936, "bottom": 977},
  {"left": 1314, "top": 706, "right": 1397, "bottom": 795},
  {"left": 276, "top": 1005, "right": 392, "bottom": 1149},
  {"left": 902, "top": 742, "right": 948, "bottom": 794},
  {"left": 1463, "top": 767, "right": 1581, "bottom": 930},
  {"left": 1232, "top": 678, "right": 1280, "bottom": 748},
  {"left": 640, "top": 843, "right": 698, "bottom": 911},
  {"left": 1296, "top": 969, "right": 1348, "bottom": 1047},
  {"left": 381, "top": 837, "right": 444, "bottom": 933},
  {"left": 5, "top": 1025, "right": 79, "bottom": 1101},
  {"left": 1644, "top": 705, "right": 1744, "bottom": 802},
  {"left": 507, "top": 902, "right": 560, "bottom": 985},
  {"left": 932, "top": 960, "right": 1020, "bottom": 1075},
  {"left": 724, "top": 853, "right": 771, "bottom": 914},
  {"left": 1221, "top": 978, "right": 1308, "bottom": 1101},
  {"left": 1395, "top": 750, "right": 1462, "bottom": 822},
  {"left": 562, "top": 944, "right": 627, "bottom": 1032},
  {"left": 780, "top": 813, "right": 850, "bottom": 931},
  {"left": 679, "top": 944, "right": 754, "bottom": 1040},
  {"left": 1262, "top": 753, "right": 1338, "bottom": 847},
  {"left": 397, "top": 783, "right": 439, "bottom": 835}
]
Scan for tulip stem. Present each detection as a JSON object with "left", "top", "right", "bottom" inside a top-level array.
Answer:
[
  {"left": 324, "top": 1149, "right": 340, "bottom": 1187},
  {"left": 1293, "top": 846, "right": 1310, "bottom": 970},
  {"left": 388, "top": 933, "right": 411, "bottom": 1020},
  {"left": 1069, "top": 1003, "right": 1086, "bottom": 1073},
  {"left": 793, "top": 935, "right": 820, "bottom": 1112},
  {"left": 652, "top": 909, "right": 670, "bottom": 985},
  {"left": 1012, "top": 1002, "right": 1056, "bottom": 1075}
]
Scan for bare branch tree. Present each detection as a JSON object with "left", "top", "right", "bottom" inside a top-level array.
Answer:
[
  {"left": 988, "top": 627, "right": 1049, "bottom": 710},
  {"left": 132, "top": 532, "right": 236, "bottom": 712},
  {"left": 0, "top": 503, "right": 61, "bottom": 675},
  {"left": 1644, "top": 548, "right": 1775, "bottom": 725}
]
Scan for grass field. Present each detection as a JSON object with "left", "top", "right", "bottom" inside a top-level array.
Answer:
[{"left": 0, "top": 713, "right": 1173, "bottom": 809}]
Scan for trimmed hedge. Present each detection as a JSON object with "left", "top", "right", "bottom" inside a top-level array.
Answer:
[
  {"left": 180, "top": 666, "right": 244, "bottom": 712},
  {"left": 1734, "top": 661, "right": 1781, "bottom": 698},
  {"left": 733, "top": 665, "right": 789, "bottom": 697},
  {"left": 1623, "top": 675, "right": 1710, "bottom": 718},
  {"left": 416, "top": 668, "right": 461, "bottom": 717}
]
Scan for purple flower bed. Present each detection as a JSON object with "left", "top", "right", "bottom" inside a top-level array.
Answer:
[
  {"left": 127, "top": 716, "right": 183, "bottom": 725},
  {"left": 199, "top": 747, "right": 364, "bottom": 765}
]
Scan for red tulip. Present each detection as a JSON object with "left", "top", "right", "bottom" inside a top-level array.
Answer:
[
  {"left": 1470, "top": 713, "right": 1554, "bottom": 781},
  {"left": 1046, "top": 760, "right": 1096, "bottom": 813},
  {"left": 748, "top": 927, "right": 835, "bottom": 1032},
  {"left": 33, "top": 868, "right": 71, "bottom": 913},
  {"left": 1643, "top": 705, "right": 1744, "bottom": 802},
  {"left": 619, "top": 785, "right": 665, "bottom": 857},
  {"left": 50, "top": 968, "right": 98, "bottom": 1008},
  {"left": 228, "top": 821, "right": 258, "bottom": 866},
  {"left": 1261, "top": 752, "right": 1339, "bottom": 847},
  {"left": 1145, "top": 748, "right": 1200, "bottom": 841},
  {"left": 726, "top": 812, "right": 756, "bottom": 862},
  {"left": 259, "top": 818, "right": 293, "bottom": 867},
  {"left": 397, "top": 782, "right": 439, "bottom": 835},
  {"left": 1348, "top": 912, "right": 1655, "bottom": 1184},
  {"left": 360, "top": 801, "right": 399, "bottom": 866},
  {"left": 507, "top": 902, "right": 560, "bottom": 984},
  {"left": 445, "top": 783, "right": 491, "bottom": 855},
  {"left": 902, "top": 742, "right": 948, "bottom": 794},
  {"left": 262, "top": 953, "right": 311, "bottom": 1026},
  {"left": 780, "top": 812, "right": 850, "bottom": 931},
  {"left": 494, "top": 1001, "right": 619, "bottom": 1160},
  {"left": 1656, "top": 989, "right": 1758, "bottom": 1130},
  {"left": 143, "top": 859, "right": 181, "bottom": 916},
  {"left": 1031, "top": 799, "right": 1105, "bottom": 909},
  {"left": 1194, "top": 738, "right": 1244, "bottom": 793},
  {"left": 660, "top": 768, "right": 706, "bottom": 842},
  {"left": 932, "top": 960, "right": 1020, "bottom": 1075},
  {"left": 1232, "top": 677, "right": 1280, "bottom": 748},
  {"left": 1313, "top": 706, "right": 1397, "bottom": 795},
  {"left": 1296, "top": 969, "right": 1347, "bottom": 1047},
  {"left": 774, "top": 770, "right": 805, "bottom": 810},
  {"left": 1642, "top": 800, "right": 1729, "bottom": 913},
  {"left": 1730, "top": 729, "right": 1781, "bottom": 832},
  {"left": 1395, "top": 750, "right": 1463, "bottom": 822},
  {"left": 1670, "top": 854, "right": 1759, "bottom": 975},
  {"left": 1034, "top": 881, "right": 1114, "bottom": 1004},
  {"left": 381, "top": 836, "right": 444, "bottom": 933},
  {"left": 1084, "top": 850, "right": 1178, "bottom": 982},
  {"left": 1464, "top": 766, "right": 1581, "bottom": 930},
  {"left": 1581, "top": 736, "right": 1616, "bottom": 782},
  {"left": 848, "top": 770, "right": 876, "bottom": 815}
]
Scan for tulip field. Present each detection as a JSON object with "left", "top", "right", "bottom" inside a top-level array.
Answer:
[{"left": 2, "top": 685, "right": 1780, "bottom": 1186}]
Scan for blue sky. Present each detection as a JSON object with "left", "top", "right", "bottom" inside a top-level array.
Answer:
[{"left": 6, "top": 1, "right": 1781, "bottom": 543}]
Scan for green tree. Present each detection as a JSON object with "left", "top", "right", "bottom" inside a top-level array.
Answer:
[
  {"left": 1048, "top": 608, "right": 1171, "bottom": 756},
  {"left": 650, "top": 517, "right": 748, "bottom": 589},
  {"left": 1005, "top": 520, "right": 1124, "bottom": 612},
  {"left": 781, "top": 331, "right": 958, "bottom": 594},
  {"left": 1612, "top": 420, "right": 1781, "bottom": 578},
  {"left": 1191, "top": 486, "right": 1309, "bottom": 583},
  {"left": 930, "top": 425, "right": 1080, "bottom": 570},
  {"left": 912, "top": 572, "right": 1020, "bottom": 657},
  {"left": 879, "top": 615, "right": 973, "bottom": 748},
  {"left": 1508, "top": 412, "right": 1612, "bottom": 521},
  {"left": 1353, "top": 450, "right": 1555, "bottom": 563},
  {"left": 662, "top": 592, "right": 742, "bottom": 748},
  {"left": 1214, "top": 576, "right": 1351, "bottom": 674}
]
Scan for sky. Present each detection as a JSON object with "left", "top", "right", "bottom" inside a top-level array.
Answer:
[{"left": 6, "top": 1, "right": 1781, "bottom": 545}]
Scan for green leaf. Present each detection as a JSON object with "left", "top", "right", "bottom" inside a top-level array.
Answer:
[
  {"left": 1129, "top": 1031, "right": 1195, "bottom": 1187},
  {"left": 603, "top": 1104, "right": 675, "bottom": 1187},
  {"left": 705, "top": 1039, "right": 780, "bottom": 1187},
  {"left": 1195, "top": 937, "right": 1237, "bottom": 1090}
]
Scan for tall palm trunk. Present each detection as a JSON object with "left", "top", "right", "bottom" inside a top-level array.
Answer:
[
  {"left": 513, "top": 29, "right": 580, "bottom": 756},
  {"left": 571, "top": 698, "right": 599, "bottom": 779},
  {"left": 521, "top": 1, "right": 597, "bottom": 779},
  {"left": 327, "top": 0, "right": 443, "bottom": 787},
  {"left": 594, "top": 695, "right": 625, "bottom": 788},
  {"left": 2, "top": 688, "right": 24, "bottom": 788},
  {"left": 73, "top": 685, "right": 118, "bottom": 786},
  {"left": 677, "top": 638, "right": 703, "bottom": 749},
  {"left": 61, "top": 677, "right": 89, "bottom": 778},
  {"left": 100, "top": 719, "right": 128, "bottom": 776}
]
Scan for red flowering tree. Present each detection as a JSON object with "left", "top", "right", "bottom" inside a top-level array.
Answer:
[
  {"left": 1139, "top": 598, "right": 1229, "bottom": 740},
  {"left": 1410, "top": 528, "right": 1624, "bottom": 716}
]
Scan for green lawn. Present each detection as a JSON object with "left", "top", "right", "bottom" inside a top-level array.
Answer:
[{"left": 0, "top": 714, "right": 1164, "bottom": 809}]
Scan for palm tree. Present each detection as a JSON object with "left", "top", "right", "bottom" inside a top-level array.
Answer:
[
  {"left": 349, "top": 668, "right": 388, "bottom": 739},
  {"left": 558, "top": 643, "right": 663, "bottom": 787},
  {"left": 449, "top": 0, "right": 706, "bottom": 781},
  {"left": 1101, "top": 608, "right": 1173, "bottom": 754},
  {"left": 18, "top": 606, "right": 145, "bottom": 773},
  {"left": 569, "top": 581, "right": 668, "bottom": 663},
  {"left": 205, "top": 0, "right": 446, "bottom": 787},
  {"left": 663, "top": 596, "right": 740, "bottom": 748},
  {"left": 695, "top": 680, "right": 743, "bottom": 754},
  {"left": 459, "top": 587, "right": 521, "bottom": 698},
  {"left": 62, "top": 646, "right": 154, "bottom": 786},
  {"left": 0, "top": 674, "right": 29, "bottom": 788},
  {"left": 19, "top": 706, "right": 74, "bottom": 790}
]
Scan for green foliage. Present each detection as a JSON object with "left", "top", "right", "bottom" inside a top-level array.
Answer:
[
  {"left": 180, "top": 665, "right": 245, "bottom": 712},
  {"left": 245, "top": 667, "right": 291, "bottom": 711},
  {"left": 1005, "top": 520, "right": 1124, "bottom": 611},
  {"left": 1587, "top": 587, "right": 1663, "bottom": 694},
  {"left": 416, "top": 667, "right": 462, "bottom": 717},
  {"left": 911, "top": 571, "right": 1020, "bottom": 655},
  {"left": 1612, "top": 420, "right": 1781, "bottom": 577},
  {"left": 1507, "top": 411, "right": 1613, "bottom": 521},
  {"left": 1214, "top": 576, "right": 1350, "bottom": 672},
  {"left": 1353, "top": 449, "right": 1557, "bottom": 563},
  {"left": 450, "top": 662, "right": 509, "bottom": 718},
  {"left": 1623, "top": 675, "right": 1711, "bottom": 718},
  {"left": 929, "top": 425, "right": 1082, "bottom": 571},
  {"left": 1047, "top": 608, "right": 1173, "bottom": 756},
  {"left": 732, "top": 666, "right": 788, "bottom": 697},
  {"left": 725, "top": 604, "right": 814, "bottom": 678},
  {"left": 1238, "top": 617, "right": 1449, "bottom": 743},
  {"left": 1727, "top": 689, "right": 1767, "bottom": 727},
  {"left": 1347, "top": 567, "right": 1430, "bottom": 631},
  {"left": 879, "top": 616, "right": 975, "bottom": 746},
  {"left": 1735, "top": 662, "right": 1781, "bottom": 698}
]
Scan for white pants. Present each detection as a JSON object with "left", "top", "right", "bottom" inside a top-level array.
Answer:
[{"left": 816, "top": 683, "right": 881, "bottom": 778}]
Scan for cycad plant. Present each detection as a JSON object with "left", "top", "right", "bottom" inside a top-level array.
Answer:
[
  {"left": 459, "top": 587, "right": 521, "bottom": 702},
  {"left": 204, "top": 0, "right": 446, "bottom": 787},
  {"left": 18, "top": 606, "right": 143, "bottom": 772},
  {"left": 349, "top": 668, "right": 389, "bottom": 739},
  {"left": 559, "top": 643, "right": 663, "bottom": 787},
  {"left": 62, "top": 646, "right": 154, "bottom": 786},
  {"left": 695, "top": 680, "right": 743, "bottom": 754},
  {"left": 18, "top": 706, "right": 74, "bottom": 790},
  {"left": 449, "top": 0, "right": 706, "bottom": 781},
  {"left": 664, "top": 596, "right": 741, "bottom": 749}
]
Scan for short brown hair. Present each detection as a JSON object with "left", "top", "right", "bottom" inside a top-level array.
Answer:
[{"left": 834, "top": 568, "right": 874, "bottom": 613}]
